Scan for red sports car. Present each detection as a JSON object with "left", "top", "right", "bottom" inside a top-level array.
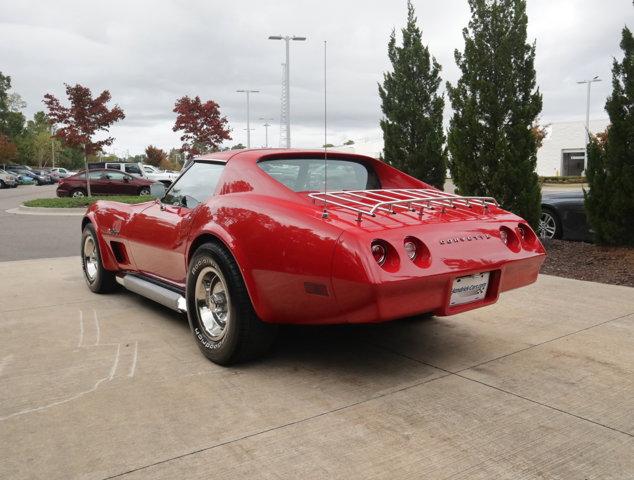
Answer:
[
  {"left": 81, "top": 149, "right": 545, "bottom": 364},
  {"left": 57, "top": 169, "right": 155, "bottom": 197}
]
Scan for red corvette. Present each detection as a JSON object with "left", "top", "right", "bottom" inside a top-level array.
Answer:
[{"left": 81, "top": 149, "right": 545, "bottom": 364}]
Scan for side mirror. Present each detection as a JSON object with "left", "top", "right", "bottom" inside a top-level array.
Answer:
[{"left": 150, "top": 182, "right": 166, "bottom": 199}]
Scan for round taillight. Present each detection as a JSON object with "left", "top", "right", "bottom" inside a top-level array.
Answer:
[
  {"left": 499, "top": 226, "right": 521, "bottom": 252},
  {"left": 371, "top": 243, "right": 387, "bottom": 266},
  {"left": 500, "top": 228, "right": 508, "bottom": 245},
  {"left": 404, "top": 240, "right": 417, "bottom": 260},
  {"left": 517, "top": 224, "right": 527, "bottom": 241}
]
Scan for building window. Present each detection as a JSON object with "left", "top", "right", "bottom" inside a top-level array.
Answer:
[{"left": 561, "top": 149, "right": 586, "bottom": 176}]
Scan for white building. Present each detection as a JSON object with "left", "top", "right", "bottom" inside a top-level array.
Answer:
[{"left": 536, "top": 119, "right": 609, "bottom": 177}]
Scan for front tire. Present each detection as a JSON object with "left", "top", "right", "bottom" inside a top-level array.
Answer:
[
  {"left": 139, "top": 187, "right": 151, "bottom": 196},
  {"left": 186, "top": 243, "right": 277, "bottom": 365},
  {"left": 81, "top": 224, "right": 118, "bottom": 293},
  {"left": 72, "top": 188, "right": 87, "bottom": 197}
]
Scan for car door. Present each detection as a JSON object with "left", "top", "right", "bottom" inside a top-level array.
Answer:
[
  {"left": 87, "top": 171, "right": 109, "bottom": 194},
  {"left": 103, "top": 171, "right": 138, "bottom": 195},
  {"left": 124, "top": 161, "right": 226, "bottom": 284}
]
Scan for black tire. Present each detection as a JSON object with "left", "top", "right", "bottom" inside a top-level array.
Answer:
[
  {"left": 540, "top": 207, "right": 563, "bottom": 240},
  {"left": 0, "top": 180, "right": 5, "bottom": 189},
  {"left": 139, "top": 187, "right": 151, "bottom": 196},
  {"left": 81, "top": 224, "right": 118, "bottom": 293},
  {"left": 186, "top": 242, "right": 277, "bottom": 365},
  {"left": 71, "top": 188, "right": 87, "bottom": 198}
]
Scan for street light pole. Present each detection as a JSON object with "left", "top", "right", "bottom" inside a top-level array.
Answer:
[
  {"left": 577, "top": 76, "right": 602, "bottom": 144},
  {"left": 268, "top": 34, "right": 307, "bottom": 148},
  {"left": 259, "top": 117, "right": 274, "bottom": 147},
  {"left": 577, "top": 76, "right": 602, "bottom": 172},
  {"left": 236, "top": 89, "right": 259, "bottom": 148}
]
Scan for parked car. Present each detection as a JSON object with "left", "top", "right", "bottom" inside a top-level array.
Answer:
[
  {"left": 11, "top": 169, "right": 51, "bottom": 186},
  {"left": 57, "top": 169, "right": 156, "bottom": 197},
  {"left": 15, "top": 174, "right": 35, "bottom": 185},
  {"left": 48, "top": 167, "right": 76, "bottom": 178},
  {"left": 141, "top": 164, "right": 180, "bottom": 186},
  {"left": 0, "top": 169, "right": 18, "bottom": 188},
  {"left": 539, "top": 191, "right": 592, "bottom": 241},
  {"left": 80, "top": 149, "right": 546, "bottom": 365},
  {"left": 33, "top": 168, "right": 59, "bottom": 183},
  {"left": 89, "top": 161, "right": 178, "bottom": 185}
]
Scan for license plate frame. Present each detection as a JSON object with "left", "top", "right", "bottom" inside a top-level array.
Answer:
[{"left": 449, "top": 272, "right": 490, "bottom": 306}]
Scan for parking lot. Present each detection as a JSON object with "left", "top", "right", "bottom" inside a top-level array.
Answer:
[{"left": 1, "top": 184, "right": 633, "bottom": 479}]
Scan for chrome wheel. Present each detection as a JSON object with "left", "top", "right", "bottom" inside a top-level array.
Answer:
[
  {"left": 195, "top": 266, "right": 230, "bottom": 341},
  {"left": 72, "top": 190, "right": 85, "bottom": 197},
  {"left": 140, "top": 188, "right": 150, "bottom": 196},
  {"left": 539, "top": 211, "right": 557, "bottom": 239},
  {"left": 83, "top": 235, "right": 98, "bottom": 282}
]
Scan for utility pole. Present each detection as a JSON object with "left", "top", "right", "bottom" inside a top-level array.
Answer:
[
  {"left": 268, "top": 34, "right": 307, "bottom": 148},
  {"left": 236, "top": 89, "right": 259, "bottom": 148},
  {"left": 83, "top": 143, "right": 91, "bottom": 196},
  {"left": 259, "top": 117, "right": 274, "bottom": 147},
  {"left": 577, "top": 76, "right": 602, "bottom": 170},
  {"left": 49, "top": 124, "right": 56, "bottom": 168}
]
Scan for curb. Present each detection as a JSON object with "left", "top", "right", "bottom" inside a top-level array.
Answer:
[{"left": 6, "top": 204, "right": 87, "bottom": 216}]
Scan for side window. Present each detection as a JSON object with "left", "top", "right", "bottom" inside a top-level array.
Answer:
[
  {"left": 162, "top": 162, "right": 225, "bottom": 208},
  {"left": 105, "top": 163, "right": 119, "bottom": 170},
  {"left": 88, "top": 171, "right": 103, "bottom": 180},
  {"left": 106, "top": 171, "right": 127, "bottom": 181},
  {"left": 125, "top": 164, "right": 142, "bottom": 175}
]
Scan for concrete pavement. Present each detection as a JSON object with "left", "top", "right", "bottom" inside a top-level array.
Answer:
[{"left": 1, "top": 257, "right": 632, "bottom": 479}]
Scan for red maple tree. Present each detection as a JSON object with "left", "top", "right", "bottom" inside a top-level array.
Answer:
[
  {"left": 145, "top": 145, "right": 168, "bottom": 167},
  {"left": 0, "top": 134, "right": 18, "bottom": 162},
  {"left": 172, "top": 96, "right": 231, "bottom": 158},
  {"left": 43, "top": 84, "right": 125, "bottom": 155}
]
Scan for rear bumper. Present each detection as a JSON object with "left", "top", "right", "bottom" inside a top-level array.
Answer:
[{"left": 330, "top": 253, "right": 545, "bottom": 324}]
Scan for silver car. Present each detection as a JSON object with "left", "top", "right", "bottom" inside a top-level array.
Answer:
[{"left": 0, "top": 169, "right": 18, "bottom": 188}]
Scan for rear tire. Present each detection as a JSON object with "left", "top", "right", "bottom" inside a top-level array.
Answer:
[
  {"left": 0, "top": 180, "right": 5, "bottom": 189},
  {"left": 81, "top": 224, "right": 118, "bottom": 293},
  {"left": 139, "top": 187, "right": 151, "bottom": 196},
  {"left": 186, "top": 242, "right": 277, "bottom": 365}
]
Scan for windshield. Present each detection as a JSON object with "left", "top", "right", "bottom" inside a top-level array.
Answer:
[{"left": 258, "top": 158, "right": 379, "bottom": 192}]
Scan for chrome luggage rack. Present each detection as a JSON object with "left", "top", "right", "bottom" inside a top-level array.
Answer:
[{"left": 308, "top": 188, "right": 499, "bottom": 223}]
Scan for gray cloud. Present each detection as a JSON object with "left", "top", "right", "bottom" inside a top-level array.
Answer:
[{"left": 0, "top": 0, "right": 631, "bottom": 155}]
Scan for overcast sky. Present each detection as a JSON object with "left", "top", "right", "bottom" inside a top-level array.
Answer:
[{"left": 1, "top": 0, "right": 632, "bottom": 156}]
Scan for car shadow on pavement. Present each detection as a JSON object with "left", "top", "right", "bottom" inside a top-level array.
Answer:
[{"left": 123, "top": 291, "right": 469, "bottom": 374}]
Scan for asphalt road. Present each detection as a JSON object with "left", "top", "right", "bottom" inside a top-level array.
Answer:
[{"left": 0, "top": 185, "right": 81, "bottom": 261}]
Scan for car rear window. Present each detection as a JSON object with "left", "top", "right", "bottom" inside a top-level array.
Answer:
[{"left": 258, "top": 158, "right": 379, "bottom": 192}]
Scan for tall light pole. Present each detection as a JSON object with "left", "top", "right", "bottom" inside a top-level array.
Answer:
[
  {"left": 268, "top": 34, "right": 306, "bottom": 148},
  {"left": 236, "top": 89, "right": 259, "bottom": 148},
  {"left": 577, "top": 76, "right": 602, "bottom": 171},
  {"left": 259, "top": 117, "right": 274, "bottom": 147},
  {"left": 577, "top": 76, "right": 602, "bottom": 143}
]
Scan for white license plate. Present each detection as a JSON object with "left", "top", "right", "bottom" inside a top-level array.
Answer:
[{"left": 450, "top": 272, "right": 490, "bottom": 306}]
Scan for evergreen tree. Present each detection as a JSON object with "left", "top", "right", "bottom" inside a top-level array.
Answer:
[
  {"left": 585, "top": 23, "right": 634, "bottom": 245},
  {"left": 379, "top": 1, "right": 446, "bottom": 189},
  {"left": 447, "top": 0, "right": 542, "bottom": 226}
]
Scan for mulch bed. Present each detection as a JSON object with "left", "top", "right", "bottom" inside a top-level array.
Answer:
[{"left": 540, "top": 239, "right": 634, "bottom": 288}]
